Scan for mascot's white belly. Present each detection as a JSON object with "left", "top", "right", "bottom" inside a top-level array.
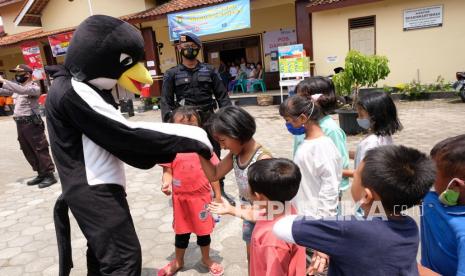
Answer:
[{"left": 82, "top": 134, "right": 126, "bottom": 187}]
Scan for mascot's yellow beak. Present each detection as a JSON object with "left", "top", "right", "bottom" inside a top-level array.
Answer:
[{"left": 117, "top": 63, "right": 153, "bottom": 94}]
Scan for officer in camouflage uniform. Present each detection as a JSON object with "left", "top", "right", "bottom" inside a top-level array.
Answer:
[{"left": 160, "top": 32, "right": 235, "bottom": 205}]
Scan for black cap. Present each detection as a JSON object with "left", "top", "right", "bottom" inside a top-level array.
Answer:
[
  {"left": 9, "top": 64, "right": 33, "bottom": 73},
  {"left": 175, "top": 32, "right": 201, "bottom": 47}
]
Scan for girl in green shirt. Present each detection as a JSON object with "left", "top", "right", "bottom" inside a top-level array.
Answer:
[{"left": 290, "top": 77, "right": 350, "bottom": 192}]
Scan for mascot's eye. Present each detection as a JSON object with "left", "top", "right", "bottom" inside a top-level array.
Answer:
[{"left": 119, "top": 53, "right": 133, "bottom": 67}]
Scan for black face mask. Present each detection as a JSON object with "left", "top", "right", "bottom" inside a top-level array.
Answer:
[
  {"left": 15, "top": 74, "right": 29, "bottom": 84},
  {"left": 181, "top": 47, "right": 199, "bottom": 60}
]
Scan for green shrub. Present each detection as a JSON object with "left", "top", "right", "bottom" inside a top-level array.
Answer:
[{"left": 332, "top": 50, "right": 390, "bottom": 108}]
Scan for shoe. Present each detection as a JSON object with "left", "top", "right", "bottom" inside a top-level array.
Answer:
[
  {"left": 38, "top": 175, "right": 58, "bottom": 189},
  {"left": 221, "top": 190, "right": 236, "bottom": 207},
  {"left": 27, "top": 175, "right": 45, "bottom": 186}
]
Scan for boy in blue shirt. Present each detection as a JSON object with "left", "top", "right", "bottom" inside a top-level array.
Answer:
[
  {"left": 273, "top": 145, "right": 436, "bottom": 276},
  {"left": 420, "top": 134, "right": 465, "bottom": 276}
]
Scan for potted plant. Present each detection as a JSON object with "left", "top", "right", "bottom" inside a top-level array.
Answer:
[{"left": 332, "top": 50, "right": 390, "bottom": 135}]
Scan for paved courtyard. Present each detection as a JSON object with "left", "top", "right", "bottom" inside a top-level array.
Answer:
[{"left": 0, "top": 98, "right": 464, "bottom": 275}]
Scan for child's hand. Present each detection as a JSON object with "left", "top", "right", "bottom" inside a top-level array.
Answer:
[
  {"left": 307, "top": 251, "right": 329, "bottom": 275},
  {"left": 208, "top": 199, "right": 234, "bottom": 215},
  {"left": 161, "top": 182, "right": 172, "bottom": 196},
  {"left": 213, "top": 197, "right": 223, "bottom": 204}
]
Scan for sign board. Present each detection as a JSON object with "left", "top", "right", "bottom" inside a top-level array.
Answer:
[
  {"left": 168, "top": 0, "right": 250, "bottom": 41},
  {"left": 270, "top": 60, "right": 278, "bottom": 72},
  {"left": 48, "top": 31, "right": 73, "bottom": 57},
  {"left": 277, "top": 44, "right": 309, "bottom": 78},
  {"left": 403, "top": 5, "right": 443, "bottom": 31},
  {"left": 326, "top": 56, "right": 339, "bottom": 63},
  {"left": 277, "top": 44, "right": 310, "bottom": 101},
  {"left": 279, "top": 57, "right": 311, "bottom": 78},
  {"left": 20, "top": 42, "right": 46, "bottom": 80},
  {"left": 263, "top": 29, "right": 297, "bottom": 54}
]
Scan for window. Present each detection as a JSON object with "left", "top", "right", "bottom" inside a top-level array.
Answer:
[{"left": 349, "top": 16, "right": 376, "bottom": 55}]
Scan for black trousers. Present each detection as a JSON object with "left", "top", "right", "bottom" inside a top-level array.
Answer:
[
  {"left": 65, "top": 184, "right": 141, "bottom": 276},
  {"left": 16, "top": 120, "right": 55, "bottom": 176}
]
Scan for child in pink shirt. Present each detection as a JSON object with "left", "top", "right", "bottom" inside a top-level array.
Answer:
[
  {"left": 210, "top": 158, "right": 306, "bottom": 276},
  {"left": 158, "top": 106, "right": 223, "bottom": 276}
]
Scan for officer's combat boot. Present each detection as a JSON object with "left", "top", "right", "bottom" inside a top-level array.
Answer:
[
  {"left": 27, "top": 175, "right": 45, "bottom": 186},
  {"left": 38, "top": 173, "right": 58, "bottom": 189}
]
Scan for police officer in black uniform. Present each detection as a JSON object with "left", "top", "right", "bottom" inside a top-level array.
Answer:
[{"left": 160, "top": 32, "right": 235, "bottom": 205}]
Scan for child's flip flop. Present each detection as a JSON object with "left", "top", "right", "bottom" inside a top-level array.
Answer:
[
  {"left": 157, "top": 260, "right": 181, "bottom": 276},
  {"left": 202, "top": 262, "right": 224, "bottom": 276}
]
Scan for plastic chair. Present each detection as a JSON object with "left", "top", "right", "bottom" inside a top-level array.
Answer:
[
  {"left": 251, "top": 71, "right": 266, "bottom": 92},
  {"left": 233, "top": 73, "right": 247, "bottom": 93}
]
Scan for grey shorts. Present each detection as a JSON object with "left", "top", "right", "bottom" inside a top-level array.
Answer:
[{"left": 242, "top": 220, "right": 256, "bottom": 243}]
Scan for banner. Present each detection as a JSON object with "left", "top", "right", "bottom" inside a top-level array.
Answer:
[
  {"left": 20, "top": 42, "right": 46, "bottom": 81},
  {"left": 48, "top": 31, "right": 73, "bottom": 57},
  {"left": 168, "top": 0, "right": 250, "bottom": 41},
  {"left": 263, "top": 29, "right": 297, "bottom": 54}
]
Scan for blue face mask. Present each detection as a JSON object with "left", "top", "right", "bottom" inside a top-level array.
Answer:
[
  {"left": 357, "top": 118, "right": 371, "bottom": 129},
  {"left": 286, "top": 122, "right": 306, "bottom": 135}
]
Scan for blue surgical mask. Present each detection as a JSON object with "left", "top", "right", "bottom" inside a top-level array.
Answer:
[
  {"left": 286, "top": 122, "right": 306, "bottom": 135},
  {"left": 357, "top": 118, "right": 371, "bottom": 129}
]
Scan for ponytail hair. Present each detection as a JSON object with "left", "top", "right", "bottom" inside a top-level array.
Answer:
[
  {"left": 279, "top": 95, "right": 323, "bottom": 122},
  {"left": 295, "top": 76, "right": 338, "bottom": 115}
]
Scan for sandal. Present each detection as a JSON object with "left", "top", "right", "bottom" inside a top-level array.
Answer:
[
  {"left": 157, "top": 260, "right": 182, "bottom": 276},
  {"left": 202, "top": 262, "right": 224, "bottom": 276}
]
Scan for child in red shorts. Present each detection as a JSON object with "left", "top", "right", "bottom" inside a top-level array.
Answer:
[{"left": 158, "top": 106, "right": 223, "bottom": 276}]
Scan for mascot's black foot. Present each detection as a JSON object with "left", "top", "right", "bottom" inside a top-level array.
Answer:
[
  {"left": 27, "top": 175, "right": 45, "bottom": 186},
  {"left": 38, "top": 174, "right": 58, "bottom": 189}
]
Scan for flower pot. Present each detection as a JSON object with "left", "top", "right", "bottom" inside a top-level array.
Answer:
[{"left": 336, "top": 109, "right": 363, "bottom": 135}]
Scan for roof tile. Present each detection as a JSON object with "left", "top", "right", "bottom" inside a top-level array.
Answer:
[
  {"left": 0, "top": 27, "right": 74, "bottom": 47},
  {"left": 1, "top": 0, "right": 234, "bottom": 47}
]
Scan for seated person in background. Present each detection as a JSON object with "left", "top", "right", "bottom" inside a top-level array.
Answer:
[
  {"left": 244, "top": 63, "right": 252, "bottom": 77},
  {"left": 229, "top": 62, "right": 238, "bottom": 79},
  {"left": 247, "top": 63, "right": 264, "bottom": 91},
  {"left": 228, "top": 69, "right": 246, "bottom": 92},
  {"left": 273, "top": 145, "right": 436, "bottom": 276},
  {"left": 247, "top": 63, "right": 257, "bottom": 79},
  {"left": 240, "top": 57, "right": 247, "bottom": 72},
  {"left": 420, "top": 134, "right": 465, "bottom": 276},
  {"left": 218, "top": 60, "right": 230, "bottom": 88}
]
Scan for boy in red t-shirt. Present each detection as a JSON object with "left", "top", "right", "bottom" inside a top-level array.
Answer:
[{"left": 211, "top": 158, "right": 306, "bottom": 276}]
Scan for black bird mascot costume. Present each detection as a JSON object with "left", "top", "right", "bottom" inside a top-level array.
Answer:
[{"left": 45, "top": 15, "right": 213, "bottom": 276}]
